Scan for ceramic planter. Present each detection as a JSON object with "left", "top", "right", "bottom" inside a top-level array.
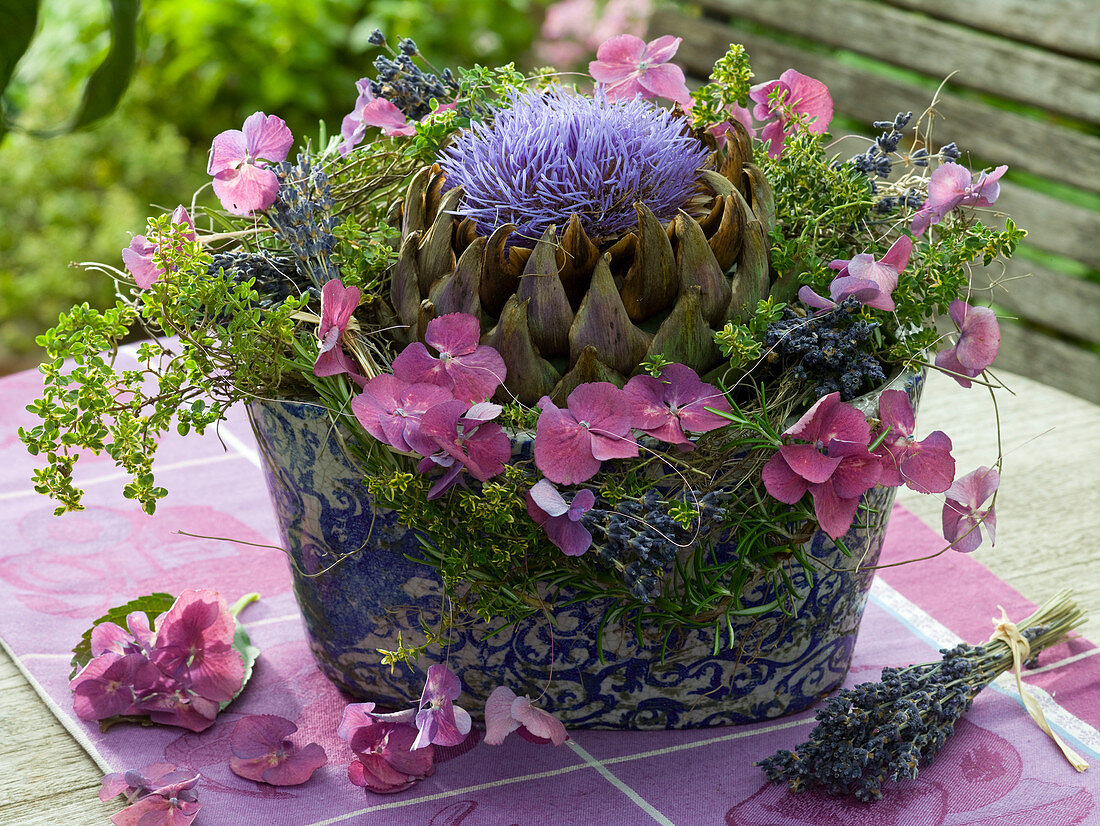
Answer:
[{"left": 249, "top": 369, "right": 922, "bottom": 729}]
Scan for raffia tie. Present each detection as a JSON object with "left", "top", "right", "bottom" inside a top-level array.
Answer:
[{"left": 989, "top": 607, "right": 1088, "bottom": 772}]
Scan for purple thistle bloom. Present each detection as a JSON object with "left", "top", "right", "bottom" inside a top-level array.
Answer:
[{"left": 438, "top": 87, "right": 710, "bottom": 244}]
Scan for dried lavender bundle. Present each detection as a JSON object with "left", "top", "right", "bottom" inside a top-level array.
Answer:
[{"left": 758, "top": 591, "right": 1088, "bottom": 801}]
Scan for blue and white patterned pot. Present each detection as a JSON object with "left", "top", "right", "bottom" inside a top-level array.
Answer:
[{"left": 250, "top": 369, "right": 923, "bottom": 729}]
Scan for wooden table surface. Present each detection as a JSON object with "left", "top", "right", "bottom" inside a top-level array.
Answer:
[{"left": 1, "top": 369, "right": 1098, "bottom": 824}]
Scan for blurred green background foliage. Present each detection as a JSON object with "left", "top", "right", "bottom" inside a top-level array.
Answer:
[{"left": 0, "top": 0, "right": 546, "bottom": 369}]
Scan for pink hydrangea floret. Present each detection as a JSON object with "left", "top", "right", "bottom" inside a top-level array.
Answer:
[
  {"left": 484, "top": 685, "right": 568, "bottom": 746},
  {"left": 416, "top": 400, "right": 511, "bottom": 498},
  {"left": 623, "top": 363, "right": 732, "bottom": 446},
  {"left": 340, "top": 80, "right": 416, "bottom": 155},
  {"left": 352, "top": 375, "right": 455, "bottom": 456},
  {"left": 526, "top": 479, "right": 596, "bottom": 557},
  {"left": 534, "top": 382, "right": 639, "bottom": 485},
  {"left": 872, "top": 389, "right": 955, "bottom": 494},
  {"left": 935, "top": 300, "right": 1001, "bottom": 388},
  {"left": 589, "top": 34, "right": 692, "bottom": 107},
  {"left": 942, "top": 466, "right": 1000, "bottom": 552},
  {"left": 314, "top": 278, "right": 363, "bottom": 381},
  {"left": 412, "top": 663, "right": 472, "bottom": 750},
  {"left": 228, "top": 714, "right": 327, "bottom": 786},
  {"left": 207, "top": 111, "right": 294, "bottom": 215},
  {"left": 800, "top": 236, "right": 913, "bottom": 312},
  {"left": 392, "top": 313, "right": 507, "bottom": 404},
  {"left": 122, "top": 205, "right": 196, "bottom": 290},
  {"left": 99, "top": 763, "right": 202, "bottom": 826},
  {"left": 749, "top": 69, "right": 833, "bottom": 159},
  {"left": 910, "top": 163, "right": 1008, "bottom": 236},
  {"left": 761, "top": 392, "right": 882, "bottom": 539},
  {"left": 340, "top": 703, "right": 434, "bottom": 795}
]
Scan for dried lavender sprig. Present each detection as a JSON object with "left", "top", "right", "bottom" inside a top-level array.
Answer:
[{"left": 758, "top": 591, "right": 1087, "bottom": 801}]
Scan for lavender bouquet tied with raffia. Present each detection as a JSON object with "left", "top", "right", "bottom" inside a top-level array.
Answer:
[{"left": 758, "top": 591, "right": 1089, "bottom": 801}]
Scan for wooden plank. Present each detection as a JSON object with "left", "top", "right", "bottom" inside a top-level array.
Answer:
[
  {"left": 653, "top": 11, "right": 1100, "bottom": 191},
  {"left": 694, "top": 0, "right": 1100, "bottom": 121},
  {"left": 992, "top": 184, "right": 1100, "bottom": 270},
  {"left": 880, "top": 0, "right": 1100, "bottom": 61},
  {"left": 993, "top": 321, "right": 1100, "bottom": 402},
  {"left": 972, "top": 259, "right": 1100, "bottom": 346}
]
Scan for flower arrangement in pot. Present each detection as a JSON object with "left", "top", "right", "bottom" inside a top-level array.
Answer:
[{"left": 23, "top": 33, "right": 1022, "bottom": 733}]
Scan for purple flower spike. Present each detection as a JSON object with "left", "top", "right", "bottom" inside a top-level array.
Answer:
[
  {"left": 149, "top": 589, "right": 244, "bottom": 704},
  {"left": 412, "top": 663, "right": 472, "bottom": 750},
  {"left": 761, "top": 392, "right": 881, "bottom": 539},
  {"left": 352, "top": 375, "right": 455, "bottom": 455},
  {"left": 873, "top": 389, "right": 955, "bottom": 494},
  {"left": 911, "top": 162, "right": 1008, "bottom": 236},
  {"left": 588, "top": 34, "right": 692, "bottom": 106},
  {"left": 122, "top": 205, "right": 197, "bottom": 290},
  {"left": 418, "top": 400, "right": 511, "bottom": 485},
  {"left": 526, "top": 479, "right": 596, "bottom": 557},
  {"left": 623, "top": 363, "right": 732, "bottom": 445},
  {"left": 314, "top": 279, "right": 363, "bottom": 380},
  {"left": 942, "top": 466, "right": 1000, "bottom": 552},
  {"left": 208, "top": 111, "right": 294, "bottom": 215},
  {"left": 484, "top": 685, "right": 568, "bottom": 746},
  {"left": 392, "top": 313, "right": 507, "bottom": 404},
  {"left": 228, "top": 714, "right": 327, "bottom": 786},
  {"left": 935, "top": 300, "right": 1001, "bottom": 388},
  {"left": 534, "top": 382, "right": 639, "bottom": 485},
  {"left": 749, "top": 69, "right": 833, "bottom": 159}
]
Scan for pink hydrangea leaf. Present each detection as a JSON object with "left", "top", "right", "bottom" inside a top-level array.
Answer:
[
  {"left": 798, "top": 285, "right": 835, "bottom": 310},
  {"left": 589, "top": 34, "right": 648, "bottom": 81},
  {"left": 212, "top": 163, "right": 282, "bottom": 216},
  {"left": 150, "top": 589, "right": 244, "bottom": 703},
  {"left": 950, "top": 300, "right": 1001, "bottom": 372},
  {"left": 879, "top": 235, "right": 913, "bottom": 272},
  {"left": 91, "top": 621, "right": 136, "bottom": 658},
  {"left": 483, "top": 686, "right": 523, "bottom": 745},
  {"left": 123, "top": 235, "right": 164, "bottom": 290},
  {"left": 636, "top": 62, "right": 691, "bottom": 105},
  {"left": 228, "top": 714, "right": 327, "bottom": 786},
  {"left": 533, "top": 399, "right": 601, "bottom": 484},
  {"left": 808, "top": 482, "right": 863, "bottom": 540},
  {"left": 934, "top": 346, "right": 978, "bottom": 388},
  {"left": 528, "top": 478, "right": 569, "bottom": 517},
  {"left": 761, "top": 452, "right": 811, "bottom": 504},
  {"left": 778, "top": 443, "right": 843, "bottom": 484},
  {"left": 511, "top": 695, "right": 568, "bottom": 745},
  {"left": 207, "top": 129, "right": 248, "bottom": 177},
  {"left": 240, "top": 112, "right": 294, "bottom": 163},
  {"left": 898, "top": 430, "right": 955, "bottom": 494},
  {"left": 876, "top": 389, "right": 915, "bottom": 435},
  {"left": 826, "top": 440, "right": 883, "bottom": 500}
]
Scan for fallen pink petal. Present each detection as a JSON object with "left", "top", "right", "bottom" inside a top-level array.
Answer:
[
  {"left": 229, "top": 714, "right": 327, "bottom": 786},
  {"left": 484, "top": 685, "right": 569, "bottom": 746}
]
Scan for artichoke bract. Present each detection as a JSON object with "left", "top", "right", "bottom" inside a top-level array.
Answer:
[{"left": 388, "top": 113, "right": 776, "bottom": 406}]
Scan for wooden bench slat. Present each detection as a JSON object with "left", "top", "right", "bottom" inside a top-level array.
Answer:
[
  {"left": 991, "top": 322, "right": 1100, "bottom": 403},
  {"left": 973, "top": 259, "right": 1100, "bottom": 345},
  {"left": 880, "top": 0, "right": 1100, "bottom": 62},
  {"left": 693, "top": 0, "right": 1100, "bottom": 121},
  {"left": 655, "top": 11, "right": 1100, "bottom": 192},
  {"left": 993, "top": 184, "right": 1100, "bottom": 270}
]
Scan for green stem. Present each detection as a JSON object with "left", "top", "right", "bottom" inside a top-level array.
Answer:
[{"left": 229, "top": 592, "right": 260, "bottom": 618}]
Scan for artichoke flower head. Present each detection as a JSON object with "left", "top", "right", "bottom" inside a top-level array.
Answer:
[{"left": 388, "top": 86, "right": 776, "bottom": 405}]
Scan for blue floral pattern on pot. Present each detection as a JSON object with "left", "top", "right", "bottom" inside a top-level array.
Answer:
[{"left": 249, "top": 369, "right": 924, "bottom": 730}]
